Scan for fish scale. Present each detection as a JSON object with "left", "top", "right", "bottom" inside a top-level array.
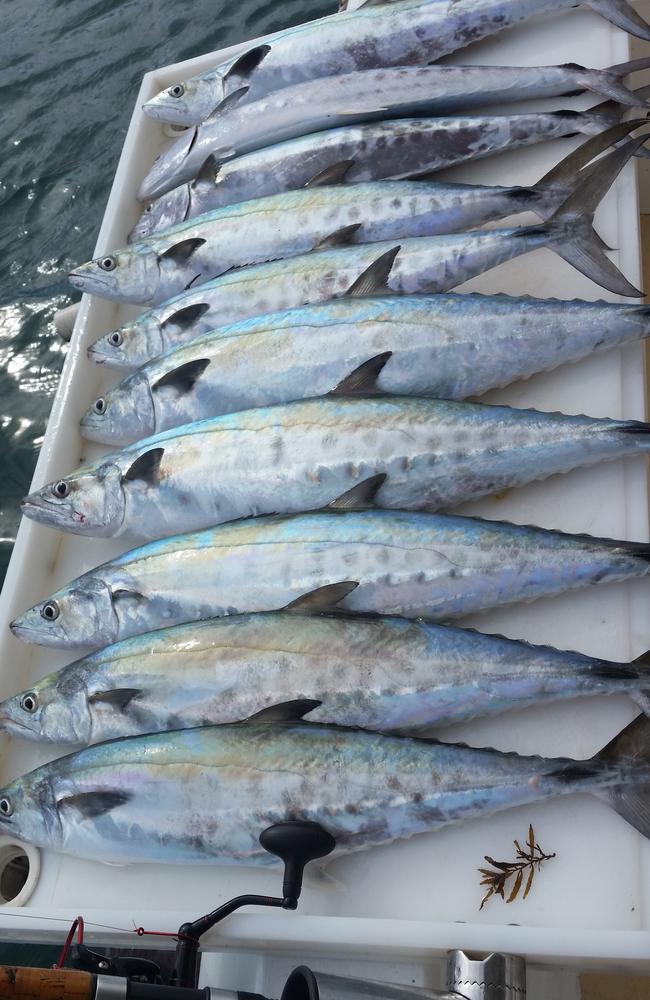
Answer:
[{"left": 10, "top": 509, "right": 650, "bottom": 650}]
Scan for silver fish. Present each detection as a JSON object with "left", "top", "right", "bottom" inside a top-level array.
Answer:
[
  {"left": 70, "top": 141, "right": 643, "bottom": 306},
  {"left": 10, "top": 507, "right": 650, "bottom": 650},
  {"left": 25, "top": 396, "right": 650, "bottom": 539},
  {"left": 137, "top": 61, "right": 649, "bottom": 201},
  {"left": 82, "top": 295, "right": 650, "bottom": 444},
  {"left": 141, "top": 0, "right": 650, "bottom": 127},
  {"left": 0, "top": 711, "right": 649, "bottom": 864},
  {"left": 67, "top": 180, "right": 588, "bottom": 306},
  {"left": 3, "top": 605, "right": 649, "bottom": 745},
  {"left": 131, "top": 114, "right": 642, "bottom": 240}
]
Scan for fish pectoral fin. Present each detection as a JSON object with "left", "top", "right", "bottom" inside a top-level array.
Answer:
[
  {"left": 152, "top": 358, "right": 211, "bottom": 395},
  {"left": 223, "top": 44, "right": 271, "bottom": 83},
  {"left": 111, "top": 588, "right": 146, "bottom": 607},
  {"left": 159, "top": 238, "right": 207, "bottom": 264},
  {"left": 57, "top": 790, "right": 132, "bottom": 820},
  {"left": 284, "top": 580, "right": 359, "bottom": 613},
  {"left": 122, "top": 447, "right": 164, "bottom": 486},
  {"left": 88, "top": 688, "right": 143, "bottom": 711},
  {"left": 205, "top": 86, "right": 251, "bottom": 121},
  {"left": 192, "top": 155, "right": 220, "bottom": 189},
  {"left": 331, "top": 352, "right": 392, "bottom": 395},
  {"left": 316, "top": 223, "right": 362, "bottom": 249},
  {"left": 244, "top": 698, "right": 322, "bottom": 723},
  {"left": 345, "top": 245, "right": 400, "bottom": 296},
  {"left": 305, "top": 160, "right": 355, "bottom": 187},
  {"left": 329, "top": 473, "right": 386, "bottom": 510},
  {"left": 162, "top": 302, "right": 210, "bottom": 329}
]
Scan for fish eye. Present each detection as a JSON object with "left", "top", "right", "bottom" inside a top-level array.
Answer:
[
  {"left": 99, "top": 256, "right": 116, "bottom": 272},
  {"left": 52, "top": 480, "right": 69, "bottom": 498},
  {"left": 109, "top": 331, "right": 123, "bottom": 347},
  {"left": 169, "top": 84, "right": 185, "bottom": 98},
  {"left": 20, "top": 693, "right": 38, "bottom": 714},
  {"left": 0, "top": 798, "right": 12, "bottom": 817},
  {"left": 41, "top": 601, "right": 59, "bottom": 622},
  {"left": 93, "top": 397, "right": 106, "bottom": 415}
]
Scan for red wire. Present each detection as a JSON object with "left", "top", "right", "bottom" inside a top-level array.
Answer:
[{"left": 55, "top": 916, "right": 84, "bottom": 968}]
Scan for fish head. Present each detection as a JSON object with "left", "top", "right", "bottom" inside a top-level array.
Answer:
[
  {"left": 137, "top": 127, "right": 199, "bottom": 201},
  {"left": 129, "top": 185, "right": 191, "bottom": 243},
  {"left": 21, "top": 462, "right": 126, "bottom": 536},
  {"left": 69, "top": 244, "right": 161, "bottom": 305},
  {"left": 0, "top": 673, "right": 91, "bottom": 745},
  {"left": 81, "top": 372, "right": 155, "bottom": 446},
  {"left": 88, "top": 316, "right": 163, "bottom": 369},
  {"left": 10, "top": 576, "right": 119, "bottom": 649},
  {"left": 143, "top": 73, "right": 224, "bottom": 127},
  {"left": 0, "top": 771, "right": 61, "bottom": 849}
]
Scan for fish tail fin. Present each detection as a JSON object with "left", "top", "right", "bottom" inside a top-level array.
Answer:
[
  {"left": 536, "top": 120, "right": 646, "bottom": 206},
  {"left": 630, "top": 650, "right": 650, "bottom": 716},
  {"left": 540, "top": 137, "right": 645, "bottom": 295},
  {"left": 577, "top": 65, "right": 650, "bottom": 107},
  {"left": 592, "top": 714, "right": 650, "bottom": 838},
  {"left": 586, "top": 0, "right": 650, "bottom": 40}
]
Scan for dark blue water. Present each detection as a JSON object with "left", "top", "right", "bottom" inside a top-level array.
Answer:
[{"left": 0, "top": 0, "right": 331, "bottom": 586}]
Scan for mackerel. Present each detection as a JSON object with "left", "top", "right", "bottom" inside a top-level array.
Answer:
[
  {"left": 83, "top": 296, "right": 650, "bottom": 442},
  {"left": 137, "top": 61, "right": 650, "bottom": 200},
  {"left": 70, "top": 138, "right": 641, "bottom": 306},
  {"left": 1, "top": 712, "right": 650, "bottom": 864},
  {"left": 24, "top": 396, "right": 650, "bottom": 538},
  {"left": 3, "top": 606, "right": 650, "bottom": 745},
  {"left": 141, "top": 0, "right": 650, "bottom": 127},
  {"left": 10, "top": 507, "right": 650, "bottom": 649}
]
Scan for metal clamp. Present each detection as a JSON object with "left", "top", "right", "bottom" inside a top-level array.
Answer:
[{"left": 446, "top": 951, "right": 526, "bottom": 1000}]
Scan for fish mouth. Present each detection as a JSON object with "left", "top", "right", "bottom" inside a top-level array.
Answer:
[
  {"left": 142, "top": 95, "right": 190, "bottom": 125},
  {"left": 20, "top": 496, "right": 89, "bottom": 530},
  {"left": 9, "top": 619, "right": 44, "bottom": 644},
  {"left": 69, "top": 271, "right": 109, "bottom": 291}
]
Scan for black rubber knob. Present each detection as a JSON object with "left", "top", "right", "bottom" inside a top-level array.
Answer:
[{"left": 259, "top": 821, "right": 335, "bottom": 901}]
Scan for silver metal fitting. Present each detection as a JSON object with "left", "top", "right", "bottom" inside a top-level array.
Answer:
[{"left": 446, "top": 951, "right": 526, "bottom": 1000}]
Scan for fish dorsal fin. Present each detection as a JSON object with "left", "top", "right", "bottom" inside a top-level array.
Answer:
[
  {"left": 152, "top": 358, "right": 211, "bottom": 395},
  {"left": 192, "top": 155, "right": 220, "bottom": 189},
  {"left": 244, "top": 698, "right": 322, "bottom": 723},
  {"left": 329, "top": 473, "right": 386, "bottom": 510},
  {"left": 316, "top": 223, "right": 361, "bottom": 249},
  {"left": 306, "top": 160, "right": 355, "bottom": 187},
  {"left": 57, "top": 790, "right": 132, "bottom": 820},
  {"left": 284, "top": 580, "right": 359, "bottom": 613},
  {"left": 205, "top": 86, "right": 251, "bottom": 122},
  {"left": 331, "top": 351, "right": 392, "bottom": 395},
  {"left": 122, "top": 447, "right": 164, "bottom": 486},
  {"left": 88, "top": 689, "right": 142, "bottom": 711},
  {"left": 162, "top": 303, "right": 210, "bottom": 330},
  {"left": 345, "top": 245, "right": 400, "bottom": 296},
  {"left": 224, "top": 44, "right": 271, "bottom": 83},
  {"left": 160, "top": 238, "right": 206, "bottom": 264}
]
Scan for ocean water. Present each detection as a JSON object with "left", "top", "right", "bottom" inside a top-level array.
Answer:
[{"left": 0, "top": 0, "right": 331, "bottom": 586}]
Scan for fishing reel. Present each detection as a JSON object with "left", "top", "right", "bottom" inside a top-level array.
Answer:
[{"left": 67, "top": 821, "right": 336, "bottom": 989}]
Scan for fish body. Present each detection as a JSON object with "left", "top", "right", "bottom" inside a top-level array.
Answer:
[
  {"left": 1, "top": 714, "right": 649, "bottom": 864},
  {"left": 82, "top": 296, "right": 650, "bottom": 442},
  {"left": 88, "top": 259, "right": 650, "bottom": 373},
  {"left": 131, "top": 111, "right": 638, "bottom": 241},
  {"left": 26, "top": 396, "right": 650, "bottom": 538},
  {"left": 3, "top": 613, "right": 650, "bottom": 745},
  {"left": 142, "top": 0, "right": 650, "bottom": 126},
  {"left": 137, "top": 62, "right": 646, "bottom": 201},
  {"left": 69, "top": 180, "right": 565, "bottom": 306},
  {"left": 10, "top": 509, "right": 650, "bottom": 649}
]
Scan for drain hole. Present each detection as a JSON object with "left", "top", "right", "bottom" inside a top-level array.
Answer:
[{"left": 0, "top": 846, "right": 30, "bottom": 903}]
